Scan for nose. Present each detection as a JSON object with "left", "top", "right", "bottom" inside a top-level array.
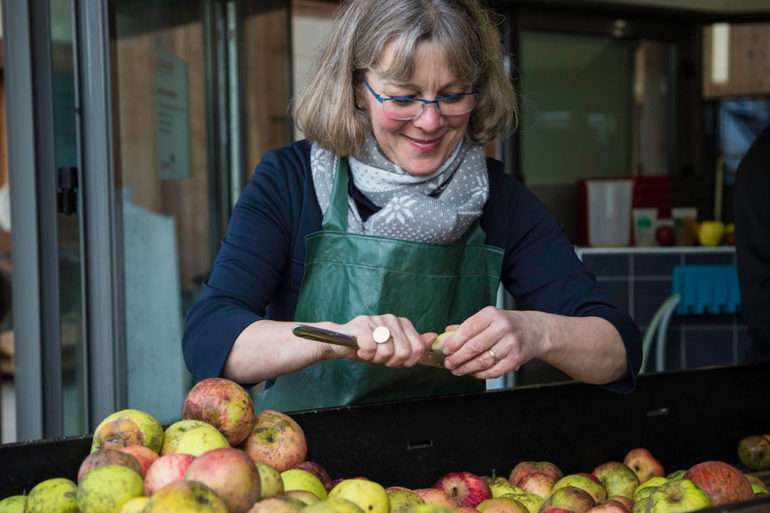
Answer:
[{"left": 412, "top": 102, "right": 443, "bottom": 131}]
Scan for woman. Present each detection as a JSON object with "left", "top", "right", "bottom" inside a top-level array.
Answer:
[{"left": 183, "top": 0, "right": 642, "bottom": 411}]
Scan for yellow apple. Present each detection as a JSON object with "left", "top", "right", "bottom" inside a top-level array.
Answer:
[
  {"left": 329, "top": 479, "right": 390, "bottom": 513},
  {"left": 25, "top": 478, "right": 78, "bottom": 513},
  {"left": 91, "top": 409, "right": 164, "bottom": 454},
  {"left": 257, "top": 462, "right": 285, "bottom": 499},
  {"left": 281, "top": 469, "right": 328, "bottom": 500},
  {"left": 174, "top": 423, "right": 230, "bottom": 457},
  {"left": 77, "top": 465, "right": 144, "bottom": 513},
  {"left": 0, "top": 496, "right": 26, "bottom": 513}
]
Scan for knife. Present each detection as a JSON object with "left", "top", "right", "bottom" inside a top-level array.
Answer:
[{"left": 292, "top": 324, "right": 446, "bottom": 369}]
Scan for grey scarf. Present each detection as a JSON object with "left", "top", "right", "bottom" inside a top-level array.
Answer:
[{"left": 310, "top": 135, "right": 488, "bottom": 244}]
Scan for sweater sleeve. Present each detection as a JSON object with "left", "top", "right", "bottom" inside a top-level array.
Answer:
[
  {"left": 493, "top": 175, "right": 642, "bottom": 393},
  {"left": 182, "top": 149, "right": 294, "bottom": 383}
]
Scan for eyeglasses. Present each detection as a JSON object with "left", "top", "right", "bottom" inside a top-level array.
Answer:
[{"left": 363, "top": 79, "right": 478, "bottom": 121}]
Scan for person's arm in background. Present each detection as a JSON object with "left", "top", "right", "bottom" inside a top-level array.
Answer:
[
  {"left": 442, "top": 166, "right": 641, "bottom": 391},
  {"left": 735, "top": 125, "right": 770, "bottom": 360}
]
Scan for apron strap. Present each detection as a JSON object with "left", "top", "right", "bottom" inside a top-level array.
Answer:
[{"left": 321, "top": 157, "right": 350, "bottom": 232}]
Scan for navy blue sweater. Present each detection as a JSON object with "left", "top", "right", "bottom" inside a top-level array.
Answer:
[{"left": 183, "top": 140, "right": 642, "bottom": 393}]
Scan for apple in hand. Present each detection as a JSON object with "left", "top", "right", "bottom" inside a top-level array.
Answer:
[
  {"left": 509, "top": 462, "right": 563, "bottom": 486},
  {"left": 685, "top": 461, "right": 753, "bottom": 506},
  {"left": 553, "top": 474, "right": 607, "bottom": 504},
  {"left": 636, "top": 479, "right": 710, "bottom": 513},
  {"left": 433, "top": 471, "right": 492, "bottom": 508},
  {"left": 623, "top": 448, "right": 665, "bottom": 484},
  {"left": 517, "top": 472, "right": 555, "bottom": 498},
  {"left": 738, "top": 436, "right": 770, "bottom": 471},
  {"left": 542, "top": 486, "right": 595, "bottom": 513},
  {"left": 592, "top": 462, "right": 639, "bottom": 499},
  {"left": 431, "top": 331, "right": 456, "bottom": 352}
]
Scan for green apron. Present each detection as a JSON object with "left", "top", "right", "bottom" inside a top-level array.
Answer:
[{"left": 253, "top": 158, "right": 504, "bottom": 411}]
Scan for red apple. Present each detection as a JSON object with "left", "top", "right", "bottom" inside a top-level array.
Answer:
[
  {"left": 518, "top": 472, "right": 556, "bottom": 498},
  {"left": 623, "top": 448, "right": 665, "bottom": 484},
  {"left": 119, "top": 444, "right": 159, "bottom": 478},
  {"left": 433, "top": 472, "right": 492, "bottom": 508},
  {"left": 294, "top": 461, "right": 333, "bottom": 491},
  {"left": 509, "top": 462, "right": 562, "bottom": 486},
  {"left": 144, "top": 453, "right": 196, "bottom": 495},
  {"left": 586, "top": 501, "right": 629, "bottom": 513},
  {"left": 242, "top": 410, "right": 308, "bottom": 472},
  {"left": 655, "top": 225, "right": 676, "bottom": 246},
  {"left": 476, "top": 497, "right": 529, "bottom": 513},
  {"left": 183, "top": 377, "right": 256, "bottom": 446},
  {"left": 414, "top": 488, "right": 458, "bottom": 507},
  {"left": 184, "top": 447, "right": 261, "bottom": 513},
  {"left": 606, "top": 496, "right": 632, "bottom": 511},
  {"left": 685, "top": 461, "right": 753, "bottom": 506},
  {"left": 77, "top": 448, "right": 142, "bottom": 482}
]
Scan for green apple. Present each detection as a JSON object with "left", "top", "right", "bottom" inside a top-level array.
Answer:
[
  {"left": 284, "top": 490, "right": 323, "bottom": 505},
  {"left": 477, "top": 497, "right": 529, "bottom": 513},
  {"left": 304, "top": 497, "right": 366, "bottom": 513},
  {"left": 637, "top": 479, "right": 711, "bottom": 513},
  {"left": 592, "top": 462, "right": 639, "bottom": 499},
  {"left": 553, "top": 474, "right": 606, "bottom": 503},
  {"left": 174, "top": 423, "right": 230, "bottom": 457},
  {"left": 498, "top": 493, "right": 543, "bottom": 513},
  {"left": 117, "top": 497, "right": 149, "bottom": 513},
  {"left": 161, "top": 419, "right": 210, "bottom": 455},
  {"left": 738, "top": 436, "right": 770, "bottom": 471},
  {"left": 633, "top": 476, "right": 668, "bottom": 503},
  {"left": 0, "top": 496, "right": 25, "bottom": 513},
  {"left": 745, "top": 474, "right": 769, "bottom": 495},
  {"left": 258, "top": 462, "right": 286, "bottom": 499},
  {"left": 25, "top": 478, "right": 79, "bottom": 513},
  {"left": 329, "top": 478, "right": 390, "bottom": 513},
  {"left": 91, "top": 409, "right": 164, "bottom": 454},
  {"left": 486, "top": 477, "right": 524, "bottom": 498},
  {"left": 540, "top": 486, "right": 594, "bottom": 513},
  {"left": 247, "top": 496, "right": 306, "bottom": 513},
  {"left": 143, "top": 480, "right": 228, "bottom": 513},
  {"left": 666, "top": 470, "right": 687, "bottom": 480},
  {"left": 388, "top": 488, "right": 425, "bottom": 513},
  {"left": 77, "top": 464, "right": 144, "bottom": 513},
  {"left": 281, "top": 469, "right": 328, "bottom": 500},
  {"left": 405, "top": 505, "right": 455, "bottom": 513}
]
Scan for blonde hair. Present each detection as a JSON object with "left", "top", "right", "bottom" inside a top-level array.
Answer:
[{"left": 293, "top": 0, "right": 518, "bottom": 156}]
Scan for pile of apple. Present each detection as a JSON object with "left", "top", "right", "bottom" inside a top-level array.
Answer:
[{"left": 0, "top": 377, "right": 768, "bottom": 513}]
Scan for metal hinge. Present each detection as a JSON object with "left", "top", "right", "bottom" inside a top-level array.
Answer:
[{"left": 57, "top": 166, "right": 79, "bottom": 215}]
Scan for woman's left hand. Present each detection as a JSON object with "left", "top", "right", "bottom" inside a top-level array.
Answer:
[{"left": 440, "top": 306, "right": 548, "bottom": 379}]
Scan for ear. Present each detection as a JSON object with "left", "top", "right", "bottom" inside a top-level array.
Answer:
[{"left": 354, "top": 82, "right": 368, "bottom": 111}]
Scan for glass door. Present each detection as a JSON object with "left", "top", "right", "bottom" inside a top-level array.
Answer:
[{"left": 109, "top": 0, "right": 292, "bottom": 424}]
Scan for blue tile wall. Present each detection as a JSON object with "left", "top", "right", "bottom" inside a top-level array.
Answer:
[{"left": 576, "top": 248, "right": 747, "bottom": 372}]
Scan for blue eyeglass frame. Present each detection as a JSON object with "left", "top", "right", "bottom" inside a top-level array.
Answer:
[{"left": 362, "top": 79, "right": 478, "bottom": 116}]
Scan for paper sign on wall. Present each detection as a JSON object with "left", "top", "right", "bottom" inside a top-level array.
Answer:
[{"left": 154, "top": 50, "right": 190, "bottom": 180}]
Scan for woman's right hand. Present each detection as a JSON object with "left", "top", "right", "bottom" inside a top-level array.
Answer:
[{"left": 327, "top": 315, "right": 435, "bottom": 368}]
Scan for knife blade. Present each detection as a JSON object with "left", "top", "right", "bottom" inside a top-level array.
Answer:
[{"left": 292, "top": 324, "right": 446, "bottom": 369}]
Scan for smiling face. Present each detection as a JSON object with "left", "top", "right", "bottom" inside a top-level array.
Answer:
[{"left": 359, "top": 40, "right": 473, "bottom": 176}]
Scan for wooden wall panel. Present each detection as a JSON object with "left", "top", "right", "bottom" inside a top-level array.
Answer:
[
  {"left": 115, "top": 21, "right": 211, "bottom": 290},
  {"left": 703, "top": 23, "right": 770, "bottom": 98},
  {"left": 243, "top": 6, "right": 293, "bottom": 175}
]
